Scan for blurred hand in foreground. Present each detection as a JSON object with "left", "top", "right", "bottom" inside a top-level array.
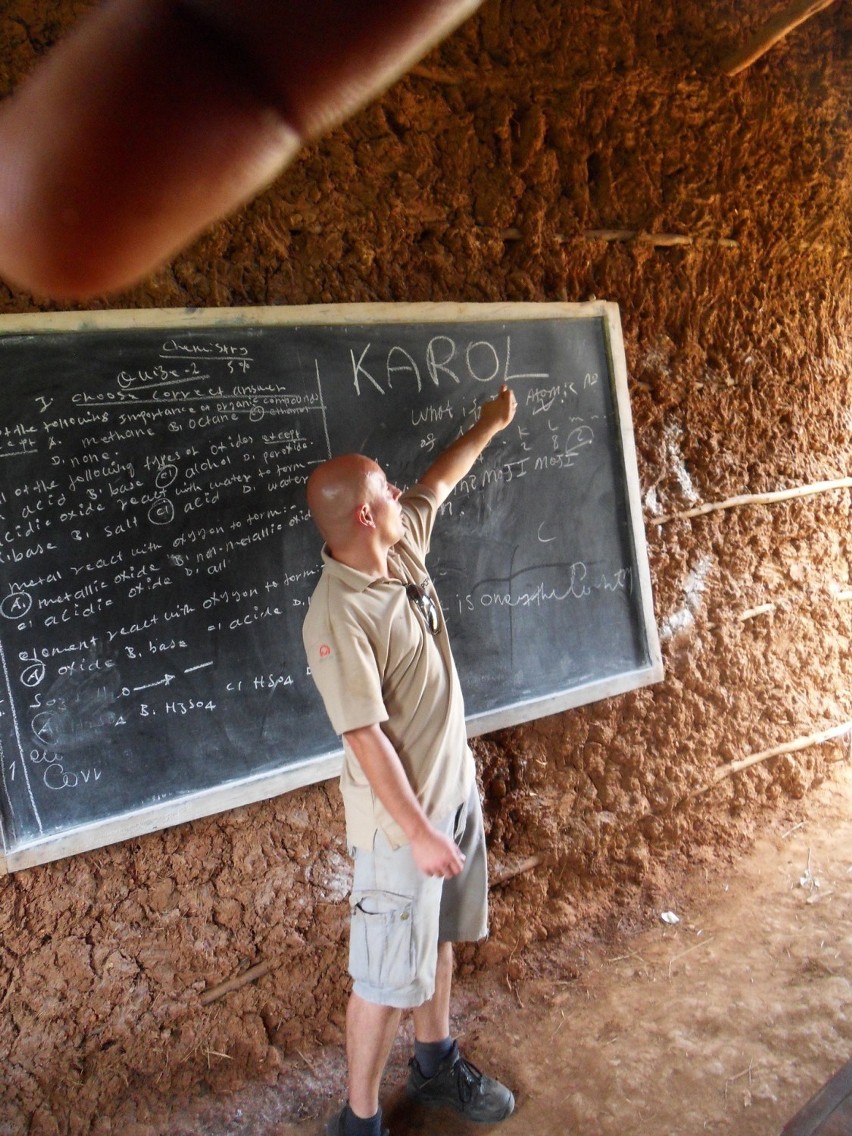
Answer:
[{"left": 0, "top": 0, "right": 483, "bottom": 300}]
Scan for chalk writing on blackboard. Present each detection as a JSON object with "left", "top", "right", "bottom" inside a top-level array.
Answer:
[{"left": 0, "top": 303, "right": 662, "bottom": 871}]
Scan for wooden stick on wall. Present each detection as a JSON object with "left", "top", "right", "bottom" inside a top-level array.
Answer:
[
  {"left": 723, "top": 0, "right": 839, "bottom": 76},
  {"left": 201, "top": 957, "right": 282, "bottom": 1006},
  {"left": 692, "top": 721, "right": 852, "bottom": 796},
  {"left": 497, "top": 228, "right": 739, "bottom": 248},
  {"left": 649, "top": 477, "right": 852, "bottom": 526},
  {"left": 490, "top": 853, "right": 547, "bottom": 888}
]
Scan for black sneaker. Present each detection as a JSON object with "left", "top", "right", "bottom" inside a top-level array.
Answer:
[
  {"left": 325, "top": 1105, "right": 389, "bottom": 1136},
  {"left": 406, "top": 1041, "right": 515, "bottom": 1123}
]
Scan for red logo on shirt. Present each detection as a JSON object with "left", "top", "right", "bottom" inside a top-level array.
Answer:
[{"left": 319, "top": 644, "right": 332, "bottom": 659}]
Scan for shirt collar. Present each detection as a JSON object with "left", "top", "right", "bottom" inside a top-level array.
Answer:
[{"left": 320, "top": 544, "right": 403, "bottom": 591}]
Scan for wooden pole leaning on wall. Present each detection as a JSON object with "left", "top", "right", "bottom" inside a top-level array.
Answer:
[
  {"left": 649, "top": 477, "right": 852, "bottom": 527},
  {"left": 722, "top": 0, "right": 839, "bottom": 76}
]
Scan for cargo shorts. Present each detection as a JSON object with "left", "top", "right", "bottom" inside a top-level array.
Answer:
[{"left": 347, "top": 780, "right": 488, "bottom": 1009}]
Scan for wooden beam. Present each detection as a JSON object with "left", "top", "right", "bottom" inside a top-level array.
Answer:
[
  {"left": 723, "top": 0, "right": 838, "bottom": 77},
  {"left": 781, "top": 1057, "right": 852, "bottom": 1136}
]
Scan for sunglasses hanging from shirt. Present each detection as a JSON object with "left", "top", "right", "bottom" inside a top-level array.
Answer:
[{"left": 406, "top": 583, "right": 440, "bottom": 635}]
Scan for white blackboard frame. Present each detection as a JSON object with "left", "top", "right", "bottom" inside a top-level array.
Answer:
[{"left": 0, "top": 301, "right": 662, "bottom": 872}]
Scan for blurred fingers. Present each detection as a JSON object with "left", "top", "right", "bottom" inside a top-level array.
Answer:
[{"left": 0, "top": 0, "right": 483, "bottom": 299}]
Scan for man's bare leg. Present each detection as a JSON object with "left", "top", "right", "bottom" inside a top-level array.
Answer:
[
  {"left": 411, "top": 941, "right": 453, "bottom": 1043},
  {"left": 346, "top": 992, "right": 402, "bottom": 1119}
]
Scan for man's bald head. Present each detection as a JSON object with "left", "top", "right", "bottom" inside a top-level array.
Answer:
[{"left": 306, "top": 453, "right": 380, "bottom": 545}]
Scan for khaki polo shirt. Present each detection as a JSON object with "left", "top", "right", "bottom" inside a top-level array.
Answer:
[{"left": 302, "top": 484, "right": 474, "bottom": 850}]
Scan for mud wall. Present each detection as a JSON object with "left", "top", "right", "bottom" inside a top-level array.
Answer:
[{"left": 0, "top": 1, "right": 849, "bottom": 1132}]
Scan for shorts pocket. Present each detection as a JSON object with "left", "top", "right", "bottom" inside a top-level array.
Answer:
[{"left": 349, "top": 890, "right": 415, "bottom": 992}]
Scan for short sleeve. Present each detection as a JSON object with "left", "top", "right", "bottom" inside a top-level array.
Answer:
[
  {"left": 401, "top": 484, "right": 438, "bottom": 556},
  {"left": 304, "top": 614, "right": 388, "bottom": 736}
]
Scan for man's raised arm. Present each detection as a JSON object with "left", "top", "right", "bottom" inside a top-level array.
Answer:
[{"left": 418, "top": 384, "right": 517, "bottom": 507}]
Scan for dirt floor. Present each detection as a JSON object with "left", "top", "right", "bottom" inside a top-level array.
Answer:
[{"left": 112, "top": 759, "right": 850, "bottom": 1136}]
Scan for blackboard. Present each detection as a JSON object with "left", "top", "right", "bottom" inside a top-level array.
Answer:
[{"left": 0, "top": 302, "right": 662, "bottom": 871}]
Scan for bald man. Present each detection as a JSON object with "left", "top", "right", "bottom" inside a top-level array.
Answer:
[{"left": 303, "top": 386, "right": 517, "bottom": 1136}]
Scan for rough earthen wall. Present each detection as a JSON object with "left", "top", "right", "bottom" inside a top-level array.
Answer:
[{"left": 0, "top": 1, "right": 849, "bottom": 1132}]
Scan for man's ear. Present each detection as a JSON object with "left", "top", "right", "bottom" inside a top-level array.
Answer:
[{"left": 356, "top": 503, "right": 375, "bottom": 530}]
